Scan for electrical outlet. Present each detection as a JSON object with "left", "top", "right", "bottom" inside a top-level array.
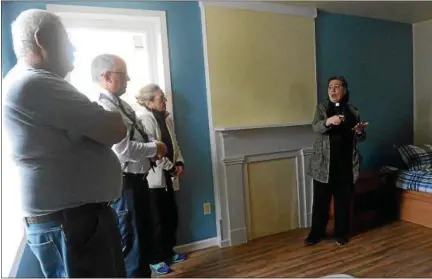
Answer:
[{"left": 203, "top": 202, "right": 211, "bottom": 215}]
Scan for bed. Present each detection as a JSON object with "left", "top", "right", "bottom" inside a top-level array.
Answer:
[{"left": 381, "top": 166, "right": 432, "bottom": 228}]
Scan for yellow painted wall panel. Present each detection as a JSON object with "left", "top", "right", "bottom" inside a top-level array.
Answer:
[
  {"left": 247, "top": 158, "right": 298, "bottom": 240},
  {"left": 205, "top": 6, "right": 317, "bottom": 128}
]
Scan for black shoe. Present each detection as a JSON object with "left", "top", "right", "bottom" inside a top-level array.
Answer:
[
  {"left": 335, "top": 237, "right": 348, "bottom": 246},
  {"left": 304, "top": 236, "right": 322, "bottom": 246}
]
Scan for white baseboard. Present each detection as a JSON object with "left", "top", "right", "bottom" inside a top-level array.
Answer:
[
  {"left": 220, "top": 239, "right": 230, "bottom": 248},
  {"left": 230, "top": 227, "right": 248, "bottom": 246},
  {"left": 174, "top": 237, "right": 219, "bottom": 253}
]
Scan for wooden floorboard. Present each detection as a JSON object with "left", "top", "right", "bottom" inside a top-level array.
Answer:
[{"left": 160, "top": 221, "right": 432, "bottom": 278}]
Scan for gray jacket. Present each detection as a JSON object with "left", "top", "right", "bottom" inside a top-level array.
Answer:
[{"left": 307, "top": 102, "right": 366, "bottom": 184}]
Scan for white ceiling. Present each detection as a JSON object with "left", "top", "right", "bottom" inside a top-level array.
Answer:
[{"left": 282, "top": 1, "right": 432, "bottom": 24}]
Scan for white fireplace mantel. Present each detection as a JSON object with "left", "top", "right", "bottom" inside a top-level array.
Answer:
[{"left": 212, "top": 123, "right": 316, "bottom": 247}]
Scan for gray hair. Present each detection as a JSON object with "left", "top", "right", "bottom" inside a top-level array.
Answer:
[
  {"left": 90, "top": 54, "right": 116, "bottom": 82},
  {"left": 11, "top": 9, "right": 63, "bottom": 58},
  {"left": 136, "top": 84, "right": 162, "bottom": 104}
]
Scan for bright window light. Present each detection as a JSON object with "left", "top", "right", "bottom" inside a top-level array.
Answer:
[
  {"left": 67, "top": 28, "right": 164, "bottom": 111},
  {"left": 1, "top": 119, "right": 25, "bottom": 277}
]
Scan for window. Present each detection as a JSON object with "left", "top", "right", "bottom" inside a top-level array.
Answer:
[
  {"left": 2, "top": 69, "right": 27, "bottom": 277},
  {"left": 1, "top": 127, "right": 26, "bottom": 277},
  {"left": 67, "top": 28, "right": 163, "bottom": 111},
  {"left": 48, "top": 4, "right": 173, "bottom": 112}
]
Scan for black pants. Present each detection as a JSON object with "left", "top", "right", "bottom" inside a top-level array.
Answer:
[
  {"left": 148, "top": 171, "right": 179, "bottom": 264},
  {"left": 309, "top": 174, "right": 354, "bottom": 239},
  {"left": 111, "top": 174, "right": 152, "bottom": 278},
  {"left": 25, "top": 204, "right": 126, "bottom": 278}
]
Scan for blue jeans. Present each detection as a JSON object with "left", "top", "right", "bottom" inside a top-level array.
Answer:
[
  {"left": 25, "top": 204, "right": 126, "bottom": 278},
  {"left": 110, "top": 174, "right": 152, "bottom": 278}
]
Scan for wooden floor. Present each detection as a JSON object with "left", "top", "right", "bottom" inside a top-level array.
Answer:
[{"left": 162, "top": 221, "right": 432, "bottom": 278}]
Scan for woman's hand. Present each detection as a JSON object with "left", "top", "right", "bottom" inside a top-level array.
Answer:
[
  {"left": 352, "top": 122, "right": 369, "bottom": 134},
  {"left": 175, "top": 165, "right": 184, "bottom": 178},
  {"left": 326, "top": 115, "right": 344, "bottom": 126}
]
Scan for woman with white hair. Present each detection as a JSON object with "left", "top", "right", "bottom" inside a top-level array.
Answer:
[{"left": 135, "top": 84, "right": 187, "bottom": 275}]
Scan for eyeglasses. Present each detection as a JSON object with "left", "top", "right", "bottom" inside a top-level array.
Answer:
[
  {"left": 154, "top": 95, "right": 167, "bottom": 102},
  {"left": 107, "top": 71, "right": 130, "bottom": 80}
]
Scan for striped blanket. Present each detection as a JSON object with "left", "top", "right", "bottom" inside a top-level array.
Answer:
[{"left": 381, "top": 166, "right": 432, "bottom": 193}]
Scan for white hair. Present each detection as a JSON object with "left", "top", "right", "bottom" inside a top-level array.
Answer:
[
  {"left": 136, "top": 84, "right": 162, "bottom": 104},
  {"left": 11, "top": 9, "right": 63, "bottom": 58},
  {"left": 90, "top": 54, "right": 117, "bottom": 82}
]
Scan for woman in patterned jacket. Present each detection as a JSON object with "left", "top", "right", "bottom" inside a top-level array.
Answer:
[{"left": 306, "top": 76, "right": 368, "bottom": 246}]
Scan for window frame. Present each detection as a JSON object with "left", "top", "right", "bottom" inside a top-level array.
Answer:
[{"left": 47, "top": 4, "right": 173, "bottom": 112}]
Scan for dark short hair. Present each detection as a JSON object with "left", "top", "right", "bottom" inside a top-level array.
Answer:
[{"left": 328, "top": 76, "right": 348, "bottom": 89}]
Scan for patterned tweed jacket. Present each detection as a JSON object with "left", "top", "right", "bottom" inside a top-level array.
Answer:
[{"left": 307, "top": 102, "right": 366, "bottom": 184}]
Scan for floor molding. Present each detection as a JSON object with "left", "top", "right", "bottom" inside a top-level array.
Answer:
[
  {"left": 175, "top": 237, "right": 219, "bottom": 253},
  {"left": 220, "top": 239, "right": 230, "bottom": 248}
]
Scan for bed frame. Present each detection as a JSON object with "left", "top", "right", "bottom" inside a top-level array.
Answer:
[{"left": 399, "top": 190, "right": 432, "bottom": 229}]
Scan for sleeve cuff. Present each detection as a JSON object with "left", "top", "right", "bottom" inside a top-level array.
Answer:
[
  {"left": 175, "top": 161, "right": 185, "bottom": 167},
  {"left": 147, "top": 141, "right": 158, "bottom": 158},
  {"left": 323, "top": 121, "right": 331, "bottom": 130}
]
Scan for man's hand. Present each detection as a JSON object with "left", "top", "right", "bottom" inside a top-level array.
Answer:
[
  {"left": 326, "top": 115, "right": 344, "bottom": 126},
  {"left": 155, "top": 141, "right": 167, "bottom": 159},
  {"left": 175, "top": 165, "right": 184, "bottom": 178}
]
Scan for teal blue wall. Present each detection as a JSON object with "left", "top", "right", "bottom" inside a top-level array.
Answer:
[
  {"left": 2, "top": 2, "right": 216, "bottom": 276},
  {"left": 1, "top": 2, "right": 46, "bottom": 77},
  {"left": 315, "top": 11, "right": 413, "bottom": 170}
]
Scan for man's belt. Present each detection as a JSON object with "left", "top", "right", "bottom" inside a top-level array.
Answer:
[{"left": 24, "top": 202, "right": 108, "bottom": 224}]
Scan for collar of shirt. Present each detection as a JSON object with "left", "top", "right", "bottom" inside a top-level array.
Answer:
[
  {"left": 98, "top": 89, "right": 138, "bottom": 120},
  {"left": 16, "top": 61, "right": 31, "bottom": 71},
  {"left": 95, "top": 87, "right": 119, "bottom": 105},
  {"left": 16, "top": 61, "right": 62, "bottom": 78}
]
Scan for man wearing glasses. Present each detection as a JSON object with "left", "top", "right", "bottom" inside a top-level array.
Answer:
[{"left": 90, "top": 54, "right": 167, "bottom": 278}]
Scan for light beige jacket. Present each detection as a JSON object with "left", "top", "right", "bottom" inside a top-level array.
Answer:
[{"left": 136, "top": 107, "right": 184, "bottom": 191}]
